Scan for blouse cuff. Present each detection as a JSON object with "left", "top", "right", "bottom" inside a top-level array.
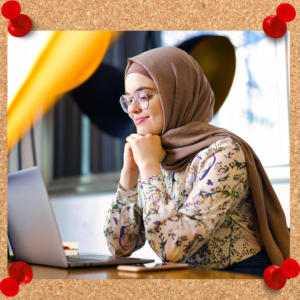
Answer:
[
  {"left": 116, "top": 182, "right": 139, "bottom": 205},
  {"left": 140, "top": 174, "right": 167, "bottom": 192},
  {"left": 118, "top": 182, "right": 138, "bottom": 193}
]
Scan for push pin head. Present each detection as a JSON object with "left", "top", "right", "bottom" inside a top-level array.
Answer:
[
  {"left": 0, "top": 278, "right": 19, "bottom": 297},
  {"left": 1, "top": 0, "right": 32, "bottom": 37},
  {"left": 281, "top": 258, "right": 300, "bottom": 278},
  {"left": 263, "top": 3, "right": 296, "bottom": 38},
  {"left": 1, "top": 0, "right": 21, "bottom": 19}
]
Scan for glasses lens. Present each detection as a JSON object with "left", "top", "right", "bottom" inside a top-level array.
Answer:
[
  {"left": 120, "top": 92, "right": 149, "bottom": 113},
  {"left": 135, "top": 91, "right": 149, "bottom": 110},
  {"left": 120, "top": 95, "right": 129, "bottom": 113}
]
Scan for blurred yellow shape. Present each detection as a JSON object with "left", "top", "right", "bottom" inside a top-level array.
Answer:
[{"left": 8, "top": 31, "right": 117, "bottom": 151}]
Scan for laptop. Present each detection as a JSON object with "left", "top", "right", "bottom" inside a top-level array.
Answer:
[{"left": 8, "top": 166, "right": 154, "bottom": 268}]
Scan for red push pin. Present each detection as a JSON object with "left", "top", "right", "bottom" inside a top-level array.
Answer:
[
  {"left": 9, "top": 262, "right": 33, "bottom": 285},
  {"left": 1, "top": 0, "right": 32, "bottom": 37},
  {"left": 0, "top": 262, "right": 33, "bottom": 297},
  {"left": 0, "top": 278, "right": 19, "bottom": 297},
  {"left": 263, "top": 3, "right": 296, "bottom": 38},
  {"left": 264, "top": 258, "right": 300, "bottom": 290}
]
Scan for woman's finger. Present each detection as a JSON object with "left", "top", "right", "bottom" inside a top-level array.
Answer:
[{"left": 129, "top": 134, "right": 143, "bottom": 139}]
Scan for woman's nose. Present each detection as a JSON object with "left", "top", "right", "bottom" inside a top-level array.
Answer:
[{"left": 129, "top": 100, "right": 141, "bottom": 114}]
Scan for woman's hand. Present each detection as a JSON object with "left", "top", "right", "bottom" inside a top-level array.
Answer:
[
  {"left": 123, "top": 142, "right": 139, "bottom": 172},
  {"left": 126, "top": 134, "right": 166, "bottom": 169}
]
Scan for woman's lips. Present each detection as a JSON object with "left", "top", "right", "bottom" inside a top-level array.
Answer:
[{"left": 134, "top": 117, "right": 149, "bottom": 125}]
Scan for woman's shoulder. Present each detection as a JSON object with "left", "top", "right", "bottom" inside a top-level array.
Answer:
[
  {"left": 201, "top": 136, "right": 241, "bottom": 153},
  {"left": 191, "top": 136, "right": 243, "bottom": 164},
  {"left": 161, "top": 137, "right": 244, "bottom": 175},
  {"left": 210, "top": 136, "right": 241, "bottom": 151}
]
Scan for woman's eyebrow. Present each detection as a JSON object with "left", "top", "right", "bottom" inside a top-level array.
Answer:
[{"left": 125, "top": 86, "right": 156, "bottom": 96}]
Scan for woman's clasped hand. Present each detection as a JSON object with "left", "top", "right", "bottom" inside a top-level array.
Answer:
[{"left": 125, "top": 133, "right": 166, "bottom": 180}]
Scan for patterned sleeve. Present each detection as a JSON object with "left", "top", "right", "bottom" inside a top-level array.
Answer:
[
  {"left": 103, "top": 177, "right": 146, "bottom": 257},
  {"left": 140, "top": 138, "right": 248, "bottom": 263}
]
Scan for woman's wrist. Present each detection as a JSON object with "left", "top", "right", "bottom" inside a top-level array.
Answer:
[
  {"left": 139, "top": 160, "right": 162, "bottom": 181},
  {"left": 120, "top": 167, "right": 140, "bottom": 191}
]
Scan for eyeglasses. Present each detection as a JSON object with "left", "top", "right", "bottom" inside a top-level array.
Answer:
[{"left": 119, "top": 91, "right": 159, "bottom": 113}]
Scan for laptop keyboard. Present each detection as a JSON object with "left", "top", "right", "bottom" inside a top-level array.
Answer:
[
  {"left": 67, "top": 256, "right": 108, "bottom": 263},
  {"left": 66, "top": 255, "right": 154, "bottom": 266}
]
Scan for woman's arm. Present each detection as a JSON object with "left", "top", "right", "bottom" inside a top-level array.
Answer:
[
  {"left": 119, "top": 167, "right": 140, "bottom": 191},
  {"left": 103, "top": 174, "right": 146, "bottom": 257},
  {"left": 139, "top": 139, "right": 249, "bottom": 263}
]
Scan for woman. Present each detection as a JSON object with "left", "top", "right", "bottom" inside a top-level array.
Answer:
[{"left": 103, "top": 46, "right": 289, "bottom": 276}]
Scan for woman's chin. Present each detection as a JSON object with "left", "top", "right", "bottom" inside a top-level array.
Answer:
[
  {"left": 137, "top": 127, "right": 152, "bottom": 136},
  {"left": 137, "top": 130, "right": 149, "bottom": 136}
]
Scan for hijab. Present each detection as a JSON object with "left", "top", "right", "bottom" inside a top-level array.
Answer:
[
  {"left": 124, "top": 46, "right": 290, "bottom": 267},
  {"left": 125, "top": 61, "right": 153, "bottom": 81}
]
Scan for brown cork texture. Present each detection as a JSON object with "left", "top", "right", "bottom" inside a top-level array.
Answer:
[{"left": 1, "top": 0, "right": 299, "bottom": 299}]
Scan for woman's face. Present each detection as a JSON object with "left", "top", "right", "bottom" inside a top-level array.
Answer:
[{"left": 125, "top": 73, "right": 164, "bottom": 136}]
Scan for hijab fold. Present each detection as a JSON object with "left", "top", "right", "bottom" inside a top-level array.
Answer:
[{"left": 124, "top": 46, "right": 290, "bottom": 266}]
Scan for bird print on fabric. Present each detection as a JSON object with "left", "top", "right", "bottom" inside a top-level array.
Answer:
[
  {"left": 116, "top": 199, "right": 125, "bottom": 206},
  {"left": 199, "top": 154, "right": 216, "bottom": 181},
  {"left": 119, "top": 225, "right": 128, "bottom": 250}
]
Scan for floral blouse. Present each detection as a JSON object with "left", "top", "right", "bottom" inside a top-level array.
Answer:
[{"left": 103, "top": 137, "right": 262, "bottom": 269}]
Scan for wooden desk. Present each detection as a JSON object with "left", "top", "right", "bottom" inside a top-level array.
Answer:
[{"left": 8, "top": 261, "right": 263, "bottom": 279}]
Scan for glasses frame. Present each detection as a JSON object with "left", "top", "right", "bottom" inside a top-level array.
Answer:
[{"left": 119, "top": 91, "right": 159, "bottom": 113}]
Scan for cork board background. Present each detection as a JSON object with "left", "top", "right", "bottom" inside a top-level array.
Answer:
[{"left": 1, "top": 0, "right": 299, "bottom": 299}]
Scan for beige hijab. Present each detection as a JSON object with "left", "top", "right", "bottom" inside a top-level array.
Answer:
[{"left": 124, "top": 46, "right": 290, "bottom": 267}]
